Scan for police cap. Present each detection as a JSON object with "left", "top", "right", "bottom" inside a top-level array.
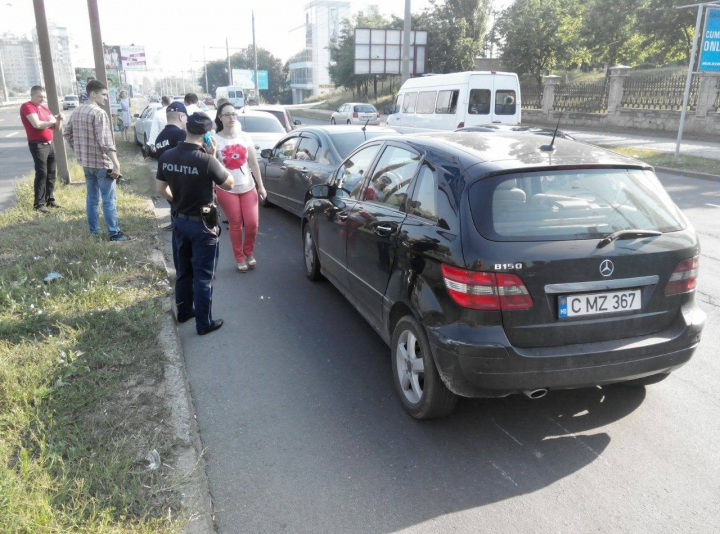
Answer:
[
  {"left": 186, "top": 112, "right": 214, "bottom": 135},
  {"left": 166, "top": 101, "right": 187, "bottom": 114}
]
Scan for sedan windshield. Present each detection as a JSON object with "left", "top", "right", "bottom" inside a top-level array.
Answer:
[
  {"left": 237, "top": 115, "right": 286, "bottom": 133},
  {"left": 469, "top": 168, "right": 686, "bottom": 242}
]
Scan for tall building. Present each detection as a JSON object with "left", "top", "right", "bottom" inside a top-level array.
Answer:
[
  {"left": 0, "top": 33, "right": 42, "bottom": 91},
  {"left": 289, "top": 1, "right": 351, "bottom": 104},
  {"left": 33, "top": 23, "right": 75, "bottom": 96}
]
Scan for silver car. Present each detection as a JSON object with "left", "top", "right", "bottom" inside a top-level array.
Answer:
[
  {"left": 133, "top": 103, "right": 163, "bottom": 147},
  {"left": 330, "top": 103, "right": 380, "bottom": 125}
]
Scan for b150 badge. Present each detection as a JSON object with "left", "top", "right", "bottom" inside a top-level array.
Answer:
[{"left": 494, "top": 263, "right": 523, "bottom": 270}]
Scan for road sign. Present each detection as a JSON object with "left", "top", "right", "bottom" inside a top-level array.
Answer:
[
  {"left": 699, "top": 8, "right": 720, "bottom": 71},
  {"left": 232, "top": 69, "right": 268, "bottom": 90}
]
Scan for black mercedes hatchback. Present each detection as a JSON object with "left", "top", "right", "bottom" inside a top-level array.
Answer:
[{"left": 301, "top": 132, "right": 706, "bottom": 419}]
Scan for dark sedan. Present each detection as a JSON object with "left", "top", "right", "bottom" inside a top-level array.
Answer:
[
  {"left": 301, "top": 132, "right": 705, "bottom": 419},
  {"left": 457, "top": 124, "right": 575, "bottom": 140},
  {"left": 259, "top": 125, "right": 399, "bottom": 216}
]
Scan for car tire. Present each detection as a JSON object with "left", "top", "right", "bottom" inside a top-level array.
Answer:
[
  {"left": 141, "top": 134, "right": 149, "bottom": 157},
  {"left": 391, "top": 316, "right": 458, "bottom": 419},
  {"left": 302, "top": 222, "right": 322, "bottom": 281},
  {"left": 621, "top": 372, "right": 671, "bottom": 387},
  {"left": 330, "top": 118, "right": 336, "bottom": 125},
  {"left": 346, "top": 120, "right": 351, "bottom": 125}
]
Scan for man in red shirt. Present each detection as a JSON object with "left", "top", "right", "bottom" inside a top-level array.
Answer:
[{"left": 20, "top": 86, "right": 64, "bottom": 213}]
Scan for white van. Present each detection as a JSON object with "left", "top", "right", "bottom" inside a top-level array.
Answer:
[
  {"left": 386, "top": 71, "right": 521, "bottom": 133},
  {"left": 215, "top": 86, "right": 246, "bottom": 108}
]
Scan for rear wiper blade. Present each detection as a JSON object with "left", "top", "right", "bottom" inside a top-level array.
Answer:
[{"left": 597, "top": 229, "right": 662, "bottom": 248}]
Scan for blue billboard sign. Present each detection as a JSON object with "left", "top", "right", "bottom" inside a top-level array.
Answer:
[
  {"left": 232, "top": 69, "right": 269, "bottom": 90},
  {"left": 699, "top": 8, "right": 720, "bottom": 72}
]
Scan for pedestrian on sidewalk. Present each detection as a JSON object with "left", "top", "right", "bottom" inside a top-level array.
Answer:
[
  {"left": 155, "top": 112, "right": 234, "bottom": 335},
  {"left": 20, "top": 85, "right": 64, "bottom": 213},
  {"left": 64, "top": 79, "right": 133, "bottom": 241},
  {"left": 212, "top": 102, "right": 267, "bottom": 273},
  {"left": 119, "top": 90, "right": 131, "bottom": 142}
]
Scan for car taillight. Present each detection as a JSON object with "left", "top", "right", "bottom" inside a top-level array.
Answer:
[
  {"left": 441, "top": 264, "right": 532, "bottom": 311},
  {"left": 376, "top": 112, "right": 380, "bottom": 118},
  {"left": 665, "top": 256, "right": 699, "bottom": 296},
  {"left": 353, "top": 112, "right": 358, "bottom": 118}
]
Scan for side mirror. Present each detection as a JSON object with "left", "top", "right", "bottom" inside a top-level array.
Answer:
[
  {"left": 133, "top": 113, "right": 140, "bottom": 118},
  {"left": 309, "top": 184, "right": 331, "bottom": 199},
  {"left": 260, "top": 148, "right": 272, "bottom": 159},
  {"left": 294, "top": 119, "right": 302, "bottom": 125}
]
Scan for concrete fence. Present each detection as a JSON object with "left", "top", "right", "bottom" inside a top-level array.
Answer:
[{"left": 522, "top": 67, "right": 720, "bottom": 136}]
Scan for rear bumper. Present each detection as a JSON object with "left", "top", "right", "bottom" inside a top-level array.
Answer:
[{"left": 426, "top": 304, "right": 705, "bottom": 398}]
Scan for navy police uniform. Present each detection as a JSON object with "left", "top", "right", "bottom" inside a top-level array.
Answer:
[
  {"left": 150, "top": 101, "right": 187, "bottom": 160},
  {"left": 156, "top": 113, "right": 229, "bottom": 335}
]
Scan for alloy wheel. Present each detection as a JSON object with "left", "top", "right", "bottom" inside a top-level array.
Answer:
[{"left": 396, "top": 329, "right": 425, "bottom": 404}]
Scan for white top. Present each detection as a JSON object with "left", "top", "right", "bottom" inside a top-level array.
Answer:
[{"left": 212, "top": 131, "right": 255, "bottom": 194}]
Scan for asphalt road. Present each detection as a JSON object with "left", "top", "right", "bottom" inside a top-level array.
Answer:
[
  {"left": 0, "top": 104, "right": 34, "bottom": 211},
  {"left": 166, "top": 145, "right": 720, "bottom": 533}
]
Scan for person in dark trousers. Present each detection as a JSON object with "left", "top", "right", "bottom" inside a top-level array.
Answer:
[
  {"left": 152, "top": 101, "right": 188, "bottom": 266},
  {"left": 20, "top": 85, "right": 63, "bottom": 213},
  {"left": 155, "top": 112, "right": 234, "bottom": 336}
]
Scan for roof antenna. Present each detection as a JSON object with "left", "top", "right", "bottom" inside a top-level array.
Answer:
[
  {"left": 362, "top": 118, "right": 370, "bottom": 141},
  {"left": 540, "top": 113, "right": 562, "bottom": 152}
]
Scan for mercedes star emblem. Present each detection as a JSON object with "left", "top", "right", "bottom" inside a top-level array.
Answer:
[{"left": 599, "top": 259, "right": 614, "bottom": 277}]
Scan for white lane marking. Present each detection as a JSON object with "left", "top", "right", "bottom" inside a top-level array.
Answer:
[
  {"left": 489, "top": 461, "right": 518, "bottom": 487},
  {"left": 492, "top": 419, "right": 523, "bottom": 446},
  {"left": 6, "top": 131, "right": 18, "bottom": 137},
  {"left": 706, "top": 204, "right": 720, "bottom": 209}
]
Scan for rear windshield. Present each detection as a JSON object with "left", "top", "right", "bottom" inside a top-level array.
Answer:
[
  {"left": 469, "top": 168, "right": 686, "bottom": 242},
  {"left": 64, "top": 96, "right": 78, "bottom": 101},
  {"left": 331, "top": 131, "right": 391, "bottom": 159},
  {"left": 236, "top": 115, "right": 285, "bottom": 133},
  {"left": 354, "top": 105, "right": 376, "bottom": 113}
]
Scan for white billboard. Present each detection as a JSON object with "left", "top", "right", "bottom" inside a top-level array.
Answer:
[
  {"left": 354, "top": 28, "right": 427, "bottom": 76},
  {"left": 120, "top": 46, "right": 147, "bottom": 71}
]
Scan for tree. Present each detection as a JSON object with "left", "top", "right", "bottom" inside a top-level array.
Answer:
[
  {"left": 636, "top": 0, "right": 697, "bottom": 65},
  {"left": 579, "top": 0, "right": 646, "bottom": 71},
  {"left": 495, "top": 0, "right": 583, "bottom": 83},
  {"left": 414, "top": 0, "right": 492, "bottom": 74}
]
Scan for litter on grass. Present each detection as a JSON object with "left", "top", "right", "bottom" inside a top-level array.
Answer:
[
  {"left": 43, "top": 271, "right": 63, "bottom": 283},
  {"left": 145, "top": 449, "right": 161, "bottom": 470}
]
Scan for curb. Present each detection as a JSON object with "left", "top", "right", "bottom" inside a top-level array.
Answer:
[
  {"left": 654, "top": 166, "right": 720, "bottom": 183},
  {"left": 147, "top": 187, "right": 216, "bottom": 533}
]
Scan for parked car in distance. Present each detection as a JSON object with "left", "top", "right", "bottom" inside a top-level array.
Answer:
[
  {"left": 251, "top": 105, "right": 302, "bottom": 132},
  {"left": 301, "top": 131, "right": 705, "bottom": 419},
  {"left": 149, "top": 95, "right": 160, "bottom": 103},
  {"left": 133, "top": 103, "right": 163, "bottom": 147},
  {"left": 259, "top": 125, "right": 399, "bottom": 215},
  {"left": 204, "top": 96, "right": 215, "bottom": 108},
  {"left": 62, "top": 95, "right": 79, "bottom": 110},
  {"left": 331, "top": 103, "right": 380, "bottom": 125},
  {"left": 457, "top": 124, "right": 575, "bottom": 140}
]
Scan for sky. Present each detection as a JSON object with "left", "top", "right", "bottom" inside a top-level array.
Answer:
[{"left": 1, "top": 0, "right": 512, "bottom": 83}]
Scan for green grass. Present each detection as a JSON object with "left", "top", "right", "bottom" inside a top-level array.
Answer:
[
  {"left": 600, "top": 146, "right": 719, "bottom": 175},
  {"left": 0, "top": 140, "right": 183, "bottom": 533}
]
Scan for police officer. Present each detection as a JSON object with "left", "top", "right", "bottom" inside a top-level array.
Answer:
[
  {"left": 155, "top": 112, "right": 234, "bottom": 336},
  {"left": 152, "top": 101, "right": 187, "bottom": 159}
]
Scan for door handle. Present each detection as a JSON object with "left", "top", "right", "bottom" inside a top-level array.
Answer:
[
  {"left": 338, "top": 212, "right": 348, "bottom": 222},
  {"left": 374, "top": 224, "right": 396, "bottom": 236}
]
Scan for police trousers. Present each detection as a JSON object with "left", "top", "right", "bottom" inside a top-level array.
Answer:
[{"left": 174, "top": 217, "right": 219, "bottom": 333}]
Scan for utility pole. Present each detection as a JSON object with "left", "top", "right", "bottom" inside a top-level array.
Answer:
[
  {"left": 33, "top": 0, "right": 70, "bottom": 184},
  {"left": 86, "top": 0, "right": 112, "bottom": 120},
  {"left": 0, "top": 52, "right": 9, "bottom": 104},
  {"left": 252, "top": 11, "right": 260, "bottom": 103},
  {"left": 227, "top": 37, "right": 232, "bottom": 85},
  {"left": 190, "top": 55, "right": 195, "bottom": 93},
  {"left": 203, "top": 46, "right": 209, "bottom": 94},
  {"left": 401, "top": 0, "right": 411, "bottom": 84},
  {"left": 181, "top": 71, "right": 186, "bottom": 93}
]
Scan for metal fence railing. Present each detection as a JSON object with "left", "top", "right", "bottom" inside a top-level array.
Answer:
[
  {"left": 553, "top": 79, "right": 609, "bottom": 113},
  {"left": 520, "top": 81, "right": 542, "bottom": 109},
  {"left": 621, "top": 73, "right": 700, "bottom": 111}
]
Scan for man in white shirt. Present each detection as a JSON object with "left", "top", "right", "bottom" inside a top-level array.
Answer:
[
  {"left": 184, "top": 93, "right": 200, "bottom": 115},
  {"left": 146, "top": 95, "right": 170, "bottom": 156}
]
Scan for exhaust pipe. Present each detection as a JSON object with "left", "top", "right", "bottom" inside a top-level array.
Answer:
[{"left": 522, "top": 388, "right": 548, "bottom": 399}]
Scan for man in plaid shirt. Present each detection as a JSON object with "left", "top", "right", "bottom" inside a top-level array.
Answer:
[{"left": 64, "top": 79, "right": 133, "bottom": 241}]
